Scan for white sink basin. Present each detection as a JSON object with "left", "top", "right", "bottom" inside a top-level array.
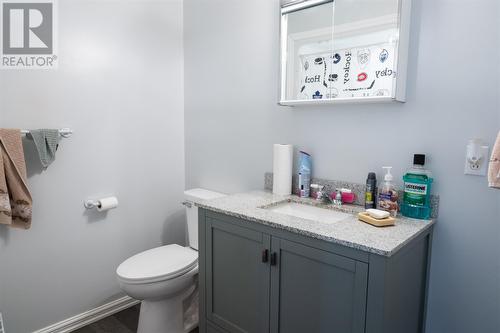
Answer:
[{"left": 266, "top": 202, "right": 350, "bottom": 224}]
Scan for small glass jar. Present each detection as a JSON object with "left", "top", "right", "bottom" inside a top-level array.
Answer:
[{"left": 310, "top": 184, "right": 324, "bottom": 200}]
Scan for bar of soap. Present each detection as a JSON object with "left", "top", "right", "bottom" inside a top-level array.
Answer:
[{"left": 366, "top": 209, "right": 390, "bottom": 220}]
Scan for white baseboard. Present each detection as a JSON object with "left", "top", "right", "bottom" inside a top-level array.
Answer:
[{"left": 33, "top": 296, "right": 140, "bottom": 333}]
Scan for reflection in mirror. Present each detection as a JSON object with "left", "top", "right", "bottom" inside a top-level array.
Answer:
[
  {"left": 282, "top": 1, "right": 334, "bottom": 101},
  {"left": 280, "top": 0, "right": 407, "bottom": 105}
]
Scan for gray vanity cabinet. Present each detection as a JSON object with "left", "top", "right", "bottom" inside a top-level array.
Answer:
[
  {"left": 269, "top": 238, "right": 368, "bottom": 333},
  {"left": 205, "top": 217, "right": 271, "bottom": 333},
  {"left": 199, "top": 209, "right": 433, "bottom": 333}
]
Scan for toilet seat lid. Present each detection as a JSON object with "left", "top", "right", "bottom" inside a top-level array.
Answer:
[{"left": 117, "top": 244, "right": 198, "bottom": 283}]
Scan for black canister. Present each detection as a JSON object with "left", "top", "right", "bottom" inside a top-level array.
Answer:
[{"left": 365, "top": 172, "right": 377, "bottom": 209}]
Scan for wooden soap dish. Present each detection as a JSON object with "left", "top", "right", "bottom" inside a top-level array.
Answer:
[{"left": 358, "top": 212, "right": 396, "bottom": 227}]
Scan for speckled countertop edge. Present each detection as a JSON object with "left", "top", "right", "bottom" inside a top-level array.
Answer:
[{"left": 195, "top": 190, "right": 435, "bottom": 257}]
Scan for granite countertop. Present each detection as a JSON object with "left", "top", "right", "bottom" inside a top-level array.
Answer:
[{"left": 195, "top": 190, "right": 435, "bottom": 257}]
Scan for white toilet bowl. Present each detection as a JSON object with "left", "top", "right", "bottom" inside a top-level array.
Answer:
[
  {"left": 116, "top": 189, "right": 226, "bottom": 333},
  {"left": 117, "top": 244, "right": 199, "bottom": 333}
]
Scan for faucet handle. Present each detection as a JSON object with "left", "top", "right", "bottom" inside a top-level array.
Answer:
[{"left": 333, "top": 189, "right": 343, "bottom": 206}]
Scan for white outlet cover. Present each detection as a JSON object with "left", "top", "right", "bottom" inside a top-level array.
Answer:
[{"left": 464, "top": 145, "right": 490, "bottom": 176}]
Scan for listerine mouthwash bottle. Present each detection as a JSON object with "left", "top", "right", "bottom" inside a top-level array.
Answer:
[{"left": 401, "top": 154, "right": 433, "bottom": 219}]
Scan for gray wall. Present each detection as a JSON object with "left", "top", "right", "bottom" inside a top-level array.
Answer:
[
  {"left": 0, "top": 1, "right": 185, "bottom": 332},
  {"left": 184, "top": 0, "right": 500, "bottom": 332}
]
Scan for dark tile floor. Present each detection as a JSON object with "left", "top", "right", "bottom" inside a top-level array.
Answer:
[{"left": 73, "top": 305, "right": 199, "bottom": 333}]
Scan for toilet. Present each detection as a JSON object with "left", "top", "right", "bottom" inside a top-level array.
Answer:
[{"left": 116, "top": 189, "right": 226, "bottom": 333}]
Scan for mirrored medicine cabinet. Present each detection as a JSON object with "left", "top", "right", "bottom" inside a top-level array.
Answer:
[{"left": 279, "top": 0, "right": 412, "bottom": 105}]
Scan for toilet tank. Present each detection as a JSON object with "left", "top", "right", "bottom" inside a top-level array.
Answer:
[{"left": 184, "top": 189, "right": 226, "bottom": 250}]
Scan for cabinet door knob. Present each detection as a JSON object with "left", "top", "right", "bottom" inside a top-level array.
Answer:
[
  {"left": 270, "top": 252, "right": 277, "bottom": 266},
  {"left": 262, "top": 249, "right": 269, "bottom": 263}
]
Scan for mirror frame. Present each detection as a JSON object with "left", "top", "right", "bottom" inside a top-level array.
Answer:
[{"left": 279, "top": 0, "right": 412, "bottom": 106}]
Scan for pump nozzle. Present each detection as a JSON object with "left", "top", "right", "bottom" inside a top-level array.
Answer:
[{"left": 382, "top": 166, "right": 393, "bottom": 181}]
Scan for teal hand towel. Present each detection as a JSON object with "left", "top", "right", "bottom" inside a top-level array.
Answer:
[{"left": 27, "top": 129, "right": 61, "bottom": 168}]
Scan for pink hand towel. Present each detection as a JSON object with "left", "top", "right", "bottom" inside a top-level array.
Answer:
[
  {"left": 488, "top": 131, "right": 500, "bottom": 189},
  {"left": 0, "top": 129, "right": 33, "bottom": 229}
]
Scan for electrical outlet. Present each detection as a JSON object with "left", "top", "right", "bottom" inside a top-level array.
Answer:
[{"left": 464, "top": 142, "right": 489, "bottom": 176}]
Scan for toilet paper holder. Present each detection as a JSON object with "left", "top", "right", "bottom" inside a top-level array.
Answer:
[
  {"left": 84, "top": 199, "right": 101, "bottom": 209},
  {"left": 84, "top": 197, "right": 119, "bottom": 211}
]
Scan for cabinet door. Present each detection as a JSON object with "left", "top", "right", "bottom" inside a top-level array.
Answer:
[
  {"left": 206, "top": 217, "right": 271, "bottom": 333},
  {"left": 270, "top": 238, "right": 368, "bottom": 333}
]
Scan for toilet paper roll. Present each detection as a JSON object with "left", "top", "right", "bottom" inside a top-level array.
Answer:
[
  {"left": 97, "top": 197, "right": 119, "bottom": 212},
  {"left": 272, "top": 144, "right": 293, "bottom": 195}
]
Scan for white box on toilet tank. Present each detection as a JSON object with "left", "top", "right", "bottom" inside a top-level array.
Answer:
[{"left": 184, "top": 189, "right": 226, "bottom": 250}]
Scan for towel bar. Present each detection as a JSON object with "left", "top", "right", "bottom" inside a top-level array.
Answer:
[{"left": 21, "top": 128, "right": 73, "bottom": 138}]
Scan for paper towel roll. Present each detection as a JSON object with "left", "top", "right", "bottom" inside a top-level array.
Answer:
[
  {"left": 97, "top": 197, "right": 119, "bottom": 212},
  {"left": 273, "top": 144, "right": 293, "bottom": 195}
]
